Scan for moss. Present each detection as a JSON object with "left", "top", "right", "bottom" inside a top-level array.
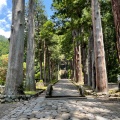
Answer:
[
  {"left": 50, "top": 79, "right": 58, "bottom": 84},
  {"left": 109, "top": 89, "right": 120, "bottom": 94},
  {"left": 39, "top": 79, "right": 43, "bottom": 82},
  {"left": 36, "top": 86, "right": 47, "bottom": 90},
  {"left": 24, "top": 91, "right": 37, "bottom": 95}
]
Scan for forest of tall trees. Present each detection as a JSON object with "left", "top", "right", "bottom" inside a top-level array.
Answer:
[{"left": 0, "top": 0, "right": 119, "bottom": 96}]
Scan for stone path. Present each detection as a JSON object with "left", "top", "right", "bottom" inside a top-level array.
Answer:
[
  {"left": 1, "top": 94, "right": 120, "bottom": 120},
  {"left": 52, "top": 79, "right": 80, "bottom": 97},
  {"left": 0, "top": 102, "right": 21, "bottom": 118},
  {"left": 0, "top": 80, "right": 120, "bottom": 120}
]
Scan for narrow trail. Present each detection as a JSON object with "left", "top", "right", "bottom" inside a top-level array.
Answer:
[{"left": 52, "top": 79, "right": 80, "bottom": 97}]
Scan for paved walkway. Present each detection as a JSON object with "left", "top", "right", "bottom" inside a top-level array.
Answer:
[
  {"left": 1, "top": 94, "right": 120, "bottom": 120},
  {"left": 52, "top": 79, "right": 80, "bottom": 97},
  {"left": 0, "top": 80, "right": 120, "bottom": 120}
]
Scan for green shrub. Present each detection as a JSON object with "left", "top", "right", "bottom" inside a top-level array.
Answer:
[
  {"left": 35, "top": 72, "right": 40, "bottom": 80},
  {"left": 39, "top": 79, "right": 43, "bottom": 82},
  {"left": 50, "top": 79, "right": 58, "bottom": 84},
  {"left": 0, "top": 79, "right": 5, "bottom": 85},
  {"left": 0, "top": 54, "right": 8, "bottom": 84}
]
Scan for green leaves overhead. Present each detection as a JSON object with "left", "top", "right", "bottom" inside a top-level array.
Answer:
[{"left": 40, "top": 20, "right": 54, "bottom": 40}]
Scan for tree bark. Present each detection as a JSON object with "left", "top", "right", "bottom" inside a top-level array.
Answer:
[
  {"left": 111, "top": 0, "right": 120, "bottom": 62},
  {"left": 39, "top": 51, "right": 43, "bottom": 80},
  {"left": 72, "top": 30, "right": 83, "bottom": 84},
  {"left": 72, "top": 33, "right": 77, "bottom": 82},
  {"left": 91, "top": 29, "right": 96, "bottom": 90},
  {"left": 26, "top": 0, "right": 36, "bottom": 91},
  {"left": 4, "top": 0, "right": 25, "bottom": 95},
  {"left": 81, "top": 43, "right": 88, "bottom": 85},
  {"left": 92, "top": 0, "right": 108, "bottom": 93},
  {"left": 46, "top": 47, "right": 50, "bottom": 83},
  {"left": 43, "top": 40, "right": 47, "bottom": 85},
  {"left": 88, "top": 30, "right": 93, "bottom": 86},
  {"left": 78, "top": 44, "right": 83, "bottom": 84}
]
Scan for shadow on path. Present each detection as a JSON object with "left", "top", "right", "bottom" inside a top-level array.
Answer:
[{"left": 52, "top": 79, "right": 80, "bottom": 97}]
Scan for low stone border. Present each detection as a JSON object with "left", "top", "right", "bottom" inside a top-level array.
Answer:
[
  {"left": 45, "top": 80, "right": 59, "bottom": 98},
  {"left": 0, "top": 90, "right": 44, "bottom": 104},
  {"left": 78, "top": 85, "right": 85, "bottom": 97},
  {"left": 70, "top": 80, "right": 86, "bottom": 97},
  {"left": 46, "top": 84, "right": 53, "bottom": 98},
  {"left": 0, "top": 85, "right": 5, "bottom": 94}
]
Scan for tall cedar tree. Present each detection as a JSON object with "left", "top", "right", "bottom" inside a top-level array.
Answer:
[
  {"left": 92, "top": 0, "right": 108, "bottom": 93},
  {"left": 26, "top": 0, "right": 36, "bottom": 91},
  {"left": 4, "top": 0, "right": 25, "bottom": 95}
]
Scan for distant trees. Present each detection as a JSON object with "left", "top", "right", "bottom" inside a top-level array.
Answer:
[
  {"left": 0, "top": 35, "right": 9, "bottom": 56},
  {"left": 51, "top": 0, "right": 120, "bottom": 93},
  {"left": 100, "top": 0, "right": 120, "bottom": 82},
  {"left": 52, "top": 0, "right": 87, "bottom": 84},
  {"left": 0, "top": 54, "right": 8, "bottom": 85},
  {"left": 40, "top": 20, "right": 55, "bottom": 85}
]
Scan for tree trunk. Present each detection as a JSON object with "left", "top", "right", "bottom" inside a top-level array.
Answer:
[
  {"left": 92, "top": 0, "right": 108, "bottom": 93},
  {"left": 111, "top": 0, "right": 120, "bottom": 62},
  {"left": 88, "top": 30, "right": 93, "bottom": 86},
  {"left": 70, "top": 59, "right": 74, "bottom": 79},
  {"left": 72, "top": 30, "right": 83, "bottom": 84},
  {"left": 43, "top": 40, "right": 47, "bottom": 85},
  {"left": 39, "top": 51, "right": 43, "bottom": 80},
  {"left": 50, "top": 60, "right": 52, "bottom": 81},
  {"left": 78, "top": 44, "right": 83, "bottom": 84},
  {"left": 81, "top": 44, "right": 88, "bottom": 85},
  {"left": 73, "top": 35, "right": 77, "bottom": 82},
  {"left": 4, "top": 0, "right": 25, "bottom": 95},
  {"left": 46, "top": 47, "right": 50, "bottom": 83},
  {"left": 38, "top": 29, "right": 43, "bottom": 80},
  {"left": 26, "top": 0, "right": 36, "bottom": 91}
]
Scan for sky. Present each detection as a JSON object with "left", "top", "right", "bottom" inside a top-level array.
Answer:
[{"left": 0, "top": 0, "right": 53, "bottom": 38}]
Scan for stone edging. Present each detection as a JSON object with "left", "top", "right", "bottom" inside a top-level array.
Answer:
[{"left": 0, "top": 90, "right": 45, "bottom": 104}]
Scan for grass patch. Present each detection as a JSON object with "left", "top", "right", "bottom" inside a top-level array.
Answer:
[
  {"left": 109, "top": 89, "right": 120, "bottom": 94},
  {"left": 36, "top": 86, "right": 47, "bottom": 90},
  {"left": 24, "top": 91, "right": 37, "bottom": 95},
  {"left": 50, "top": 79, "right": 58, "bottom": 84}
]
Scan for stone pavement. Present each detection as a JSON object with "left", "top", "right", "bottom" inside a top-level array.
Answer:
[
  {"left": 1, "top": 79, "right": 120, "bottom": 120},
  {"left": 1, "top": 94, "right": 120, "bottom": 120},
  {"left": 52, "top": 79, "right": 80, "bottom": 97}
]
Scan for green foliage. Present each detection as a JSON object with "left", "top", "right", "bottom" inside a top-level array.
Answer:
[
  {"left": 40, "top": 20, "right": 54, "bottom": 41},
  {"left": 0, "top": 35, "right": 9, "bottom": 56},
  {"left": 39, "top": 79, "right": 43, "bottom": 82},
  {"left": 50, "top": 79, "right": 58, "bottom": 84},
  {"left": 101, "top": 0, "right": 120, "bottom": 82},
  {"left": 35, "top": 72, "right": 40, "bottom": 79},
  {"left": 23, "top": 62, "right": 26, "bottom": 79},
  {"left": 0, "top": 79, "right": 5, "bottom": 85},
  {"left": 0, "top": 54, "right": 8, "bottom": 85},
  {"left": 60, "top": 31, "right": 73, "bottom": 60},
  {"left": 67, "top": 69, "right": 71, "bottom": 79},
  {"left": 49, "top": 35, "right": 61, "bottom": 61}
]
